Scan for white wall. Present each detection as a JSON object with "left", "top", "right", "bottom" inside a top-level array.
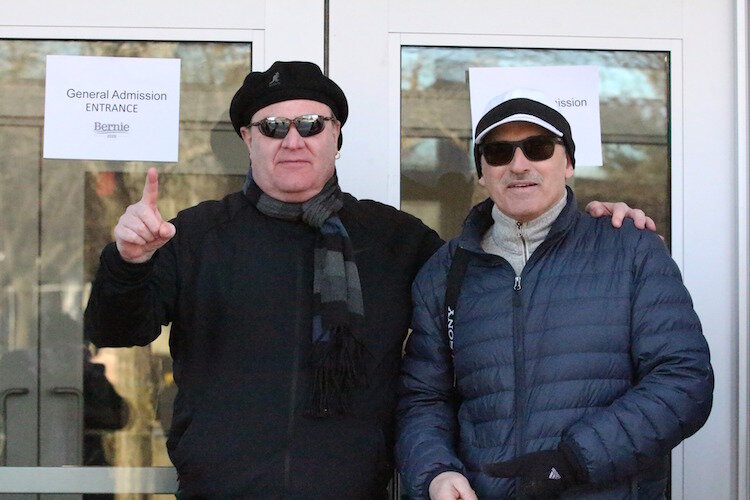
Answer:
[{"left": 681, "top": 1, "right": 738, "bottom": 497}]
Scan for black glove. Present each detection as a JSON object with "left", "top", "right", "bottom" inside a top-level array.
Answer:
[{"left": 482, "top": 448, "right": 585, "bottom": 498}]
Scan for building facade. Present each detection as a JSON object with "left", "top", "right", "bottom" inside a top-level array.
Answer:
[{"left": 0, "top": 1, "right": 746, "bottom": 497}]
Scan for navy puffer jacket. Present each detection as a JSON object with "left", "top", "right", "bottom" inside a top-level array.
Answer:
[{"left": 396, "top": 189, "right": 713, "bottom": 498}]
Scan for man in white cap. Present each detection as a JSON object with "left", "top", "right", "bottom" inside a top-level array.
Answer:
[{"left": 396, "top": 89, "right": 713, "bottom": 499}]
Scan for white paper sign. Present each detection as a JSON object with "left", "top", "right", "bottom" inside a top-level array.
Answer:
[
  {"left": 468, "top": 66, "right": 602, "bottom": 167},
  {"left": 43, "top": 55, "right": 181, "bottom": 162}
]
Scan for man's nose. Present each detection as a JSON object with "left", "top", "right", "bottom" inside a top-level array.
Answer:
[
  {"left": 507, "top": 146, "right": 531, "bottom": 172},
  {"left": 281, "top": 126, "right": 305, "bottom": 148}
]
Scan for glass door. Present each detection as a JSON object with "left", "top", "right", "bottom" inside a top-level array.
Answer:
[
  {"left": 328, "top": 1, "right": 734, "bottom": 498},
  {"left": 0, "top": 38, "right": 253, "bottom": 496},
  {"left": 1, "top": 1, "right": 325, "bottom": 495}
]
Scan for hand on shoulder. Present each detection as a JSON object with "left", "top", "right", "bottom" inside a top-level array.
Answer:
[{"left": 585, "top": 200, "right": 657, "bottom": 232}]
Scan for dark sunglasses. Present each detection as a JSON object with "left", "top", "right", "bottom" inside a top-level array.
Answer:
[
  {"left": 249, "top": 114, "right": 336, "bottom": 139},
  {"left": 478, "top": 135, "right": 563, "bottom": 166}
]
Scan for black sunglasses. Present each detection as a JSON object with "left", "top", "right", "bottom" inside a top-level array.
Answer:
[
  {"left": 249, "top": 114, "right": 336, "bottom": 139},
  {"left": 478, "top": 135, "right": 563, "bottom": 166}
]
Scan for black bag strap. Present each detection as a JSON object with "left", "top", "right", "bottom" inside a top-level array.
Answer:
[{"left": 443, "top": 247, "right": 471, "bottom": 357}]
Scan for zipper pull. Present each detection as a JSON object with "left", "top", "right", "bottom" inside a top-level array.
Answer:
[{"left": 514, "top": 276, "right": 522, "bottom": 291}]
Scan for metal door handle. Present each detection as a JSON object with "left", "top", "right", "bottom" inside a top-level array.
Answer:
[
  {"left": 1, "top": 387, "right": 29, "bottom": 465},
  {"left": 51, "top": 387, "right": 83, "bottom": 464}
]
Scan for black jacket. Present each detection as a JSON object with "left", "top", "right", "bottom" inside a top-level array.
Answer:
[{"left": 85, "top": 190, "right": 442, "bottom": 498}]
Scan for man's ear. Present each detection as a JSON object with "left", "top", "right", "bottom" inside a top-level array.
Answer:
[
  {"left": 240, "top": 126, "right": 253, "bottom": 149},
  {"left": 564, "top": 154, "right": 574, "bottom": 180}
]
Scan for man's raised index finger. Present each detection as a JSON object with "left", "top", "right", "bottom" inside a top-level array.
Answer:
[{"left": 142, "top": 167, "right": 160, "bottom": 208}]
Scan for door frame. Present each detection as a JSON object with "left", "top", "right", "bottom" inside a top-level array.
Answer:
[
  {"left": 388, "top": 32, "right": 686, "bottom": 497},
  {"left": 330, "top": 1, "right": 739, "bottom": 498},
  {"left": 0, "top": 0, "right": 325, "bottom": 493},
  {"left": 736, "top": 1, "right": 749, "bottom": 499}
]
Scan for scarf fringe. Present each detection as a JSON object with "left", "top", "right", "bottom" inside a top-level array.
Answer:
[{"left": 308, "top": 327, "right": 367, "bottom": 417}]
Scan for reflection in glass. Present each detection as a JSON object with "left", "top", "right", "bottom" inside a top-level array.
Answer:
[
  {"left": 400, "top": 47, "right": 670, "bottom": 243},
  {"left": 0, "top": 39, "right": 250, "bottom": 471}
]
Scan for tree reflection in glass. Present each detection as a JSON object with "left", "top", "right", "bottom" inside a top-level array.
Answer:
[{"left": 400, "top": 47, "right": 670, "bottom": 245}]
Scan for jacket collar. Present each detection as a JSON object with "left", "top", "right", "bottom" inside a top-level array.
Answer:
[
  {"left": 458, "top": 185, "right": 578, "bottom": 254},
  {"left": 337, "top": 193, "right": 384, "bottom": 252}
]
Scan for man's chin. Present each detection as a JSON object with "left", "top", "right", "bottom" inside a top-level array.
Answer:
[{"left": 495, "top": 201, "right": 544, "bottom": 222}]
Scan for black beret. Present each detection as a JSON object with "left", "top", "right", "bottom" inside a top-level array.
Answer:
[{"left": 229, "top": 61, "right": 348, "bottom": 149}]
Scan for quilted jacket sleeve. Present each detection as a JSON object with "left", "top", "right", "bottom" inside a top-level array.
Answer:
[
  {"left": 396, "top": 243, "right": 466, "bottom": 497},
  {"left": 560, "top": 229, "right": 714, "bottom": 485}
]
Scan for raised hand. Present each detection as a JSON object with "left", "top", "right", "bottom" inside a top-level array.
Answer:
[{"left": 113, "top": 167, "right": 176, "bottom": 263}]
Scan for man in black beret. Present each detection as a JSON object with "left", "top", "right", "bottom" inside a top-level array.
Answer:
[{"left": 85, "top": 62, "right": 656, "bottom": 498}]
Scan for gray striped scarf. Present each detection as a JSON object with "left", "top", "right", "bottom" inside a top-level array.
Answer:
[{"left": 243, "top": 168, "right": 366, "bottom": 416}]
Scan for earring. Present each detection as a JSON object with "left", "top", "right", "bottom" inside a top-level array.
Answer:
[{"left": 335, "top": 151, "right": 341, "bottom": 160}]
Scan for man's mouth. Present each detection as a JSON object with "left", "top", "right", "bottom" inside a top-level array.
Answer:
[
  {"left": 507, "top": 181, "right": 538, "bottom": 189},
  {"left": 278, "top": 158, "right": 310, "bottom": 165}
]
